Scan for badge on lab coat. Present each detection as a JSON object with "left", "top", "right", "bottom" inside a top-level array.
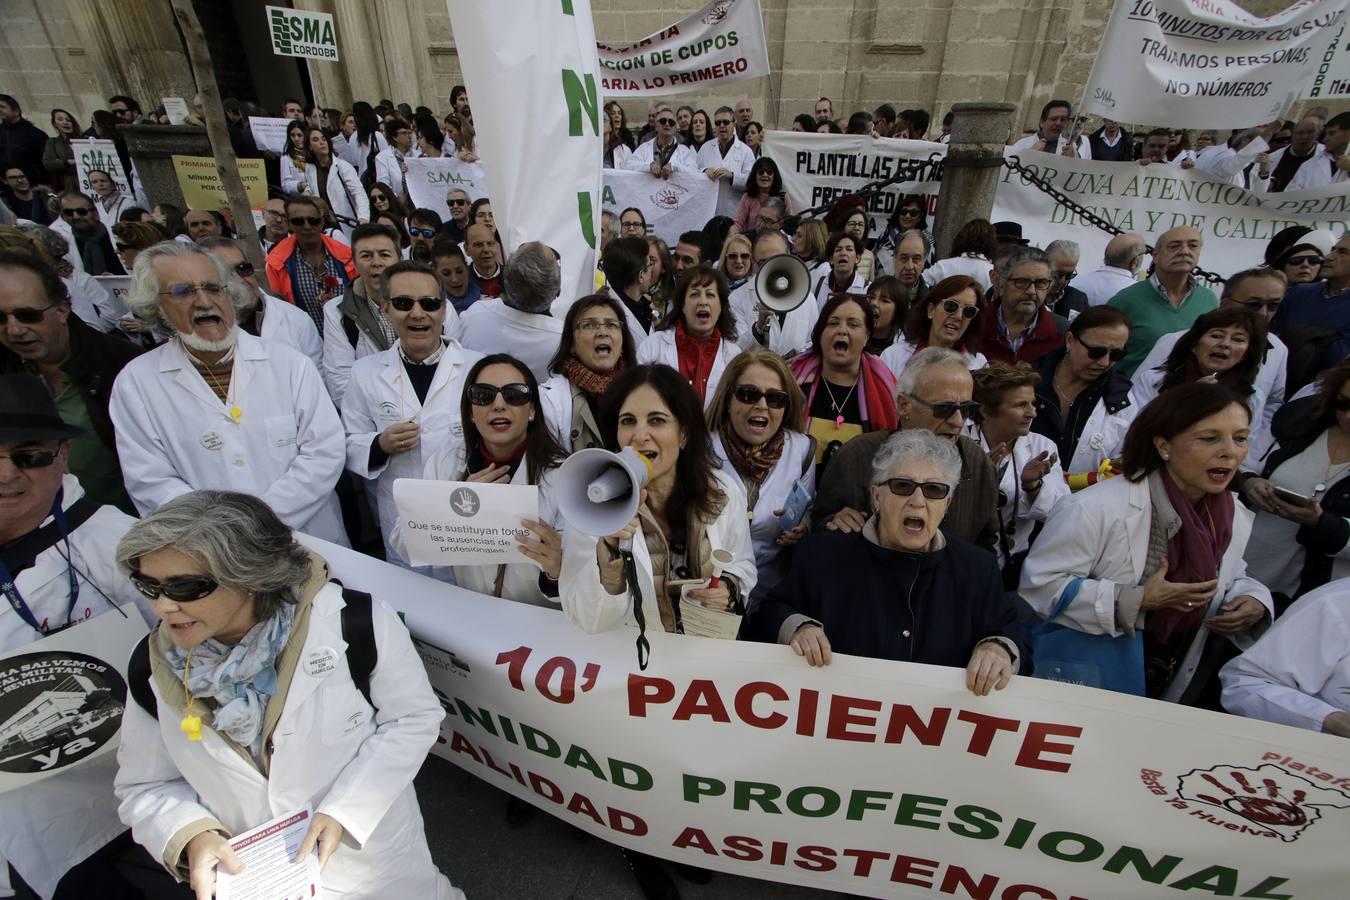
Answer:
[
  {"left": 304, "top": 646, "right": 338, "bottom": 678},
  {"left": 200, "top": 432, "right": 224, "bottom": 451}
]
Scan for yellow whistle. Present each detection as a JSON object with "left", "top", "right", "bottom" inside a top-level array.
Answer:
[
  {"left": 229, "top": 406, "right": 242, "bottom": 424},
  {"left": 181, "top": 714, "right": 203, "bottom": 741}
]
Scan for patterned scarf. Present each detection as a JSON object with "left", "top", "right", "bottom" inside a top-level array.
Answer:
[
  {"left": 561, "top": 355, "right": 626, "bottom": 401},
  {"left": 720, "top": 422, "right": 785, "bottom": 486}
]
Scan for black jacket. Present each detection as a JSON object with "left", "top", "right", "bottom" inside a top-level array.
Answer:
[
  {"left": 749, "top": 529, "right": 1029, "bottom": 671},
  {"left": 1030, "top": 347, "right": 1133, "bottom": 470}
]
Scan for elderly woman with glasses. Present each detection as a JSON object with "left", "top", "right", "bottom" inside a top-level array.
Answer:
[
  {"left": 749, "top": 429, "right": 1026, "bottom": 694},
  {"left": 113, "top": 491, "right": 463, "bottom": 899}
]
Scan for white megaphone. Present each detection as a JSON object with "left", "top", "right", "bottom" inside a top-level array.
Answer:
[
  {"left": 753, "top": 253, "right": 811, "bottom": 314},
  {"left": 556, "top": 446, "right": 654, "bottom": 538}
]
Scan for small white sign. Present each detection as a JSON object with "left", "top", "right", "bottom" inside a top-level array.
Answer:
[
  {"left": 248, "top": 116, "right": 292, "bottom": 154},
  {"left": 71, "top": 139, "right": 131, "bottom": 198},
  {"left": 214, "top": 806, "right": 321, "bottom": 900},
  {"left": 265, "top": 5, "right": 339, "bottom": 61},
  {"left": 394, "top": 478, "right": 539, "bottom": 568},
  {"left": 161, "top": 97, "right": 189, "bottom": 125}
]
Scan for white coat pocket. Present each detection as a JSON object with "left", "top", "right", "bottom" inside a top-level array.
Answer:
[
  {"left": 320, "top": 679, "right": 373, "bottom": 746},
  {"left": 264, "top": 415, "right": 299, "bottom": 461}
]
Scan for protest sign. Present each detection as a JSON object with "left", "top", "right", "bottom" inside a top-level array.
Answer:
[
  {"left": 265, "top": 5, "right": 339, "bottom": 61},
  {"left": 761, "top": 131, "right": 946, "bottom": 238},
  {"left": 301, "top": 534, "right": 1350, "bottom": 899},
  {"left": 597, "top": 0, "right": 771, "bottom": 97},
  {"left": 161, "top": 97, "right": 189, "bottom": 125},
  {"left": 445, "top": 0, "right": 602, "bottom": 316},
  {"left": 1081, "top": 0, "right": 1349, "bottom": 128},
  {"left": 71, "top": 139, "right": 131, "bottom": 197},
  {"left": 393, "top": 479, "right": 540, "bottom": 568},
  {"left": 405, "top": 156, "right": 489, "bottom": 222},
  {"left": 1305, "top": 18, "right": 1350, "bottom": 99},
  {"left": 215, "top": 807, "right": 321, "bottom": 900},
  {"left": 248, "top": 116, "right": 292, "bottom": 154},
  {"left": 602, "top": 169, "right": 720, "bottom": 245},
  {"left": 0, "top": 608, "right": 144, "bottom": 794},
  {"left": 171, "top": 155, "right": 267, "bottom": 210}
]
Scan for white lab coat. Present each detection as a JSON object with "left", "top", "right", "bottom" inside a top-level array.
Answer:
[
  {"left": 1220, "top": 578, "right": 1350, "bottom": 733},
  {"left": 341, "top": 341, "right": 480, "bottom": 564},
  {"left": 302, "top": 157, "right": 369, "bottom": 243},
  {"left": 0, "top": 476, "right": 154, "bottom": 900},
  {"left": 965, "top": 426, "right": 1070, "bottom": 566},
  {"left": 727, "top": 279, "right": 817, "bottom": 358},
  {"left": 259, "top": 290, "right": 323, "bottom": 373},
  {"left": 1019, "top": 473, "right": 1273, "bottom": 702},
  {"left": 338, "top": 131, "right": 389, "bottom": 179},
  {"left": 624, "top": 138, "right": 698, "bottom": 175},
  {"left": 695, "top": 136, "right": 756, "bottom": 218},
  {"left": 880, "top": 339, "right": 986, "bottom": 380},
  {"left": 65, "top": 271, "right": 124, "bottom": 333},
  {"left": 1010, "top": 132, "right": 1093, "bottom": 159},
  {"left": 109, "top": 332, "right": 348, "bottom": 545},
  {"left": 710, "top": 431, "right": 815, "bottom": 607},
  {"left": 114, "top": 582, "right": 460, "bottom": 899},
  {"left": 1279, "top": 147, "right": 1345, "bottom": 192},
  {"left": 1194, "top": 137, "right": 1268, "bottom": 187},
  {"left": 1060, "top": 390, "right": 1137, "bottom": 476},
  {"left": 280, "top": 153, "right": 306, "bottom": 194},
  {"left": 374, "top": 147, "right": 408, "bottom": 199},
  {"left": 458, "top": 300, "right": 565, "bottom": 384},
  {"left": 636, "top": 327, "right": 741, "bottom": 410},
  {"left": 559, "top": 468, "right": 757, "bottom": 635},
  {"left": 810, "top": 269, "right": 867, "bottom": 310},
  {"left": 606, "top": 143, "right": 632, "bottom": 170},
  {"left": 1071, "top": 265, "right": 1138, "bottom": 308}
]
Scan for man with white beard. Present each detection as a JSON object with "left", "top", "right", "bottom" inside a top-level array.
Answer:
[{"left": 110, "top": 242, "right": 348, "bottom": 544}]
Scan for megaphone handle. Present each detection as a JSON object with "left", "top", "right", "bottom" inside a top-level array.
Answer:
[{"left": 621, "top": 550, "right": 650, "bottom": 671}]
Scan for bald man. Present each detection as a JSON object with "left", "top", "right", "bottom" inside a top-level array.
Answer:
[
  {"left": 1074, "top": 233, "right": 1147, "bottom": 308},
  {"left": 1108, "top": 226, "right": 1218, "bottom": 376}
]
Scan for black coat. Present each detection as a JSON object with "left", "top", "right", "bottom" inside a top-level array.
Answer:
[{"left": 748, "top": 529, "right": 1030, "bottom": 672}]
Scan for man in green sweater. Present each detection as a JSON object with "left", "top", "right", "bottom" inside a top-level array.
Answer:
[{"left": 1107, "top": 226, "right": 1218, "bottom": 376}]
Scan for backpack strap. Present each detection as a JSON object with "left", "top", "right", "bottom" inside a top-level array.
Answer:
[
  {"left": 800, "top": 436, "right": 817, "bottom": 479},
  {"left": 127, "top": 634, "right": 158, "bottom": 719},
  {"left": 341, "top": 313, "right": 359, "bottom": 350},
  {"left": 339, "top": 586, "right": 378, "bottom": 710}
]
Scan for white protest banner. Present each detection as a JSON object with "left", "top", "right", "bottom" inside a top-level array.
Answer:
[
  {"left": 1305, "top": 18, "right": 1350, "bottom": 99},
  {"left": 93, "top": 276, "right": 132, "bottom": 315},
  {"left": 0, "top": 608, "right": 144, "bottom": 794},
  {"left": 71, "top": 139, "right": 131, "bottom": 197},
  {"left": 265, "top": 5, "right": 339, "bottom": 61},
  {"left": 393, "top": 479, "right": 539, "bottom": 568},
  {"left": 446, "top": 0, "right": 602, "bottom": 316},
  {"left": 1081, "top": 0, "right": 1349, "bottom": 128},
  {"left": 405, "top": 156, "right": 489, "bottom": 223},
  {"left": 300, "top": 534, "right": 1350, "bottom": 898},
  {"left": 248, "top": 116, "right": 291, "bottom": 154},
  {"left": 602, "top": 169, "right": 719, "bottom": 245},
  {"left": 161, "top": 97, "right": 189, "bottom": 125},
  {"left": 761, "top": 131, "right": 946, "bottom": 238},
  {"left": 598, "top": 0, "right": 770, "bottom": 97},
  {"left": 992, "top": 152, "right": 1350, "bottom": 278}
]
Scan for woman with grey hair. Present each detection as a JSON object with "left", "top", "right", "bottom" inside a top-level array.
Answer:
[
  {"left": 748, "top": 428, "right": 1026, "bottom": 695},
  {"left": 113, "top": 490, "right": 463, "bottom": 899}
]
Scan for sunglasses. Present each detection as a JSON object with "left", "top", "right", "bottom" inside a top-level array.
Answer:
[
  {"left": 467, "top": 382, "right": 532, "bottom": 406},
  {"left": 289, "top": 215, "right": 322, "bottom": 226},
  {"left": 129, "top": 571, "right": 220, "bottom": 602},
  {"left": 900, "top": 208, "right": 922, "bottom": 216},
  {"left": 1334, "top": 396, "right": 1350, "bottom": 412},
  {"left": 409, "top": 226, "right": 438, "bottom": 239},
  {"left": 1076, "top": 339, "right": 1127, "bottom": 362},
  {"left": 1285, "top": 254, "right": 1323, "bottom": 267},
  {"left": 370, "top": 194, "right": 387, "bottom": 202},
  {"left": 388, "top": 295, "right": 444, "bottom": 312},
  {"left": 733, "top": 384, "right": 790, "bottom": 409},
  {"left": 938, "top": 299, "right": 979, "bottom": 319},
  {"left": 1238, "top": 299, "right": 1281, "bottom": 313},
  {"left": 714, "top": 119, "right": 734, "bottom": 127},
  {"left": 908, "top": 394, "right": 980, "bottom": 421},
  {"left": 0, "top": 304, "right": 55, "bottom": 325},
  {"left": 878, "top": 477, "right": 952, "bottom": 500},
  {"left": 656, "top": 118, "right": 676, "bottom": 126},
  {"left": 0, "top": 447, "right": 58, "bottom": 469},
  {"left": 233, "top": 261, "right": 255, "bottom": 277},
  {"left": 61, "top": 207, "right": 92, "bottom": 217},
  {"left": 447, "top": 198, "right": 469, "bottom": 206}
]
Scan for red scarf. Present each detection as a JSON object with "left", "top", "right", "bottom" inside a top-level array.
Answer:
[
  {"left": 674, "top": 320, "right": 721, "bottom": 403},
  {"left": 561, "top": 356, "right": 626, "bottom": 401}
]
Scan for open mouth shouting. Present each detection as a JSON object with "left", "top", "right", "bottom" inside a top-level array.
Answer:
[
  {"left": 902, "top": 514, "right": 927, "bottom": 535},
  {"left": 590, "top": 337, "right": 613, "bottom": 361},
  {"left": 1206, "top": 465, "right": 1233, "bottom": 486},
  {"left": 486, "top": 415, "right": 515, "bottom": 434}
]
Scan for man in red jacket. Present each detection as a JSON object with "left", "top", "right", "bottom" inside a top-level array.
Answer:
[
  {"left": 980, "top": 245, "right": 1067, "bottom": 365},
  {"left": 264, "top": 195, "right": 357, "bottom": 333}
]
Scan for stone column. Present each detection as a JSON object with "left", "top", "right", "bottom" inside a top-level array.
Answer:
[
  {"left": 118, "top": 125, "right": 211, "bottom": 210},
  {"left": 930, "top": 102, "right": 1014, "bottom": 260},
  {"left": 65, "top": 0, "right": 195, "bottom": 109}
]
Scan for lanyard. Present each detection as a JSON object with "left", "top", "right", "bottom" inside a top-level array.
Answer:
[{"left": 0, "top": 495, "right": 80, "bottom": 636}]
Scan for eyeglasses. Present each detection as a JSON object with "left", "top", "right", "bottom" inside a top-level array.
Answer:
[
  {"left": 60, "top": 207, "right": 92, "bottom": 217},
  {"left": 1334, "top": 396, "right": 1350, "bottom": 412},
  {"left": 878, "top": 477, "right": 952, "bottom": 500},
  {"left": 576, "top": 317, "right": 621, "bottom": 334},
  {"left": 0, "top": 303, "right": 56, "bottom": 326},
  {"left": 388, "top": 295, "right": 444, "bottom": 312},
  {"left": 447, "top": 198, "right": 469, "bottom": 206},
  {"left": 756, "top": 216, "right": 781, "bottom": 228},
  {"left": 1076, "top": 339, "right": 1127, "bottom": 362},
  {"left": 233, "top": 261, "right": 255, "bottom": 277},
  {"left": 656, "top": 117, "right": 676, "bottom": 126},
  {"left": 1285, "top": 254, "right": 1323, "bottom": 267},
  {"left": 289, "top": 215, "right": 322, "bottom": 227},
  {"left": 938, "top": 299, "right": 979, "bottom": 319},
  {"left": 158, "top": 283, "right": 226, "bottom": 300},
  {"left": 0, "top": 447, "right": 58, "bottom": 469},
  {"left": 409, "top": 226, "right": 438, "bottom": 239},
  {"left": 900, "top": 208, "right": 922, "bottom": 217},
  {"left": 908, "top": 394, "right": 980, "bottom": 421},
  {"left": 129, "top": 571, "right": 220, "bottom": 602},
  {"left": 467, "top": 382, "right": 532, "bottom": 406},
  {"left": 1008, "top": 277, "right": 1053, "bottom": 292},
  {"left": 1237, "top": 299, "right": 1281, "bottom": 313},
  {"left": 733, "top": 384, "right": 790, "bottom": 409}
]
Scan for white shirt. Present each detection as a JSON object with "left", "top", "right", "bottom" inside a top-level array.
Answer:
[
  {"left": 457, "top": 300, "right": 565, "bottom": 384},
  {"left": 1194, "top": 137, "right": 1268, "bottom": 188},
  {"left": 1072, "top": 265, "right": 1138, "bottom": 307},
  {"left": 695, "top": 136, "right": 756, "bottom": 218}
]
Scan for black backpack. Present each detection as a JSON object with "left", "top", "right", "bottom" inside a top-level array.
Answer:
[{"left": 127, "top": 586, "right": 378, "bottom": 719}]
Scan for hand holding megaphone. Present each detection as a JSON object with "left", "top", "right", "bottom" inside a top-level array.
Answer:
[{"left": 600, "top": 494, "right": 646, "bottom": 554}]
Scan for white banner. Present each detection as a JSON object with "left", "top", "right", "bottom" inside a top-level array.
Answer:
[
  {"left": 248, "top": 117, "right": 291, "bottom": 155},
  {"left": 761, "top": 131, "right": 946, "bottom": 239},
  {"left": 446, "top": 0, "right": 602, "bottom": 314},
  {"left": 1081, "top": 0, "right": 1349, "bottom": 128},
  {"left": 602, "top": 169, "right": 719, "bottom": 245},
  {"left": 265, "top": 5, "right": 339, "bottom": 61},
  {"left": 393, "top": 479, "right": 539, "bottom": 568},
  {"left": 597, "top": 0, "right": 770, "bottom": 97},
  {"left": 0, "top": 608, "right": 144, "bottom": 794},
  {"left": 71, "top": 139, "right": 130, "bottom": 198},
  {"left": 300, "top": 535, "right": 1350, "bottom": 899},
  {"left": 404, "top": 156, "right": 489, "bottom": 223},
  {"left": 1305, "top": 18, "right": 1350, "bottom": 99}
]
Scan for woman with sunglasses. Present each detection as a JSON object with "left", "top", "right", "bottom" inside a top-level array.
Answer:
[
  {"left": 707, "top": 350, "right": 815, "bottom": 606},
  {"left": 1267, "top": 228, "right": 1330, "bottom": 287},
  {"left": 636, "top": 265, "right": 741, "bottom": 409},
  {"left": 299, "top": 126, "right": 369, "bottom": 245},
  {"left": 811, "top": 233, "right": 866, "bottom": 309},
  {"left": 342, "top": 260, "right": 479, "bottom": 566},
  {"left": 279, "top": 120, "right": 308, "bottom": 194},
  {"left": 368, "top": 181, "right": 411, "bottom": 242},
  {"left": 748, "top": 429, "right": 1026, "bottom": 695},
  {"left": 113, "top": 491, "right": 464, "bottom": 900},
  {"left": 717, "top": 233, "right": 754, "bottom": 293},
  {"left": 542, "top": 293, "right": 637, "bottom": 452},
  {"left": 967, "top": 363, "right": 1067, "bottom": 586},
  {"left": 731, "top": 157, "right": 788, "bottom": 236},
  {"left": 881, "top": 274, "right": 987, "bottom": 378}
]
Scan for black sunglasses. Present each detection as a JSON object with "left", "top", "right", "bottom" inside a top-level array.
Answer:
[
  {"left": 61, "top": 207, "right": 92, "bottom": 217},
  {"left": 467, "top": 383, "right": 532, "bottom": 407},
  {"left": 233, "top": 261, "right": 255, "bottom": 277},
  {"left": 656, "top": 117, "right": 676, "bottom": 126},
  {"left": 389, "top": 295, "right": 444, "bottom": 312},
  {"left": 1076, "top": 340, "right": 1127, "bottom": 362},
  {"left": 1285, "top": 254, "right": 1323, "bottom": 267},
  {"left": 1334, "top": 396, "right": 1350, "bottom": 412},
  {"left": 939, "top": 299, "right": 979, "bottom": 319},
  {"left": 289, "top": 215, "right": 322, "bottom": 226},
  {"left": 908, "top": 394, "right": 980, "bottom": 421},
  {"left": 0, "top": 304, "right": 55, "bottom": 326},
  {"left": 0, "top": 447, "right": 58, "bottom": 469},
  {"left": 879, "top": 477, "right": 952, "bottom": 500},
  {"left": 900, "top": 207, "right": 922, "bottom": 216},
  {"left": 129, "top": 571, "right": 220, "bottom": 602},
  {"left": 733, "top": 385, "right": 790, "bottom": 409},
  {"left": 1238, "top": 299, "right": 1281, "bottom": 313},
  {"left": 447, "top": 198, "right": 469, "bottom": 206},
  {"left": 409, "top": 226, "right": 437, "bottom": 239}
]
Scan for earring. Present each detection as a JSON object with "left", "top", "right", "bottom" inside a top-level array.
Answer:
[{"left": 1161, "top": 451, "right": 1169, "bottom": 461}]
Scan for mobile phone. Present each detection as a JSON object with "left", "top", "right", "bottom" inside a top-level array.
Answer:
[
  {"left": 1272, "top": 486, "right": 1315, "bottom": 507},
  {"left": 777, "top": 480, "right": 811, "bottom": 531}
]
